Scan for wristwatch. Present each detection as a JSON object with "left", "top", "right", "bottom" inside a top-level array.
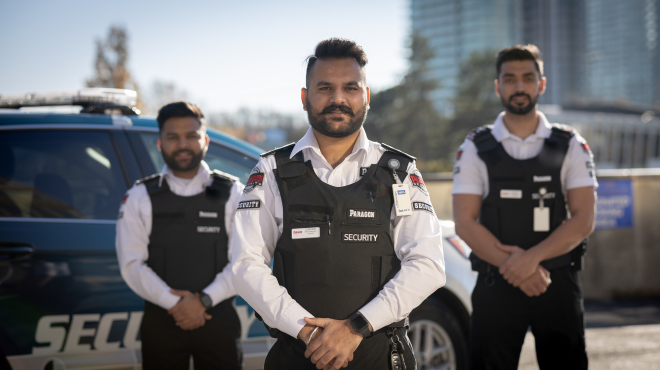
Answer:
[
  {"left": 349, "top": 312, "right": 372, "bottom": 338},
  {"left": 198, "top": 292, "right": 213, "bottom": 310}
]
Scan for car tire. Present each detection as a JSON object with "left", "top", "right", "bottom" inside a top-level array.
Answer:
[{"left": 409, "top": 297, "right": 469, "bottom": 370}]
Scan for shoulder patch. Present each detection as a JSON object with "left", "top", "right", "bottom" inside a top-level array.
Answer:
[
  {"left": 211, "top": 169, "right": 238, "bottom": 182},
  {"left": 260, "top": 142, "right": 296, "bottom": 158},
  {"left": 412, "top": 201, "right": 434, "bottom": 215},
  {"left": 466, "top": 126, "right": 491, "bottom": 141},
  {"left": 244, "top": 166, "right": 265, "bottom": 193},
  {"left": 237, "top": 200, "right": 261, "bottom": 210},
  {"left": 455, "top": 149, "right": 463, "bottom": 162},
  {"left": 380, "top": 143, "right": 416, "bottom": 161},
  {"left": 135, "top": 173, "right": 160, "bottom": 185},
  {"left": 409, "top": 169, "right": 428, "bottom": 195}
]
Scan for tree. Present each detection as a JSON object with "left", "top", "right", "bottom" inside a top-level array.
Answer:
[
  {"left": 448, "top": 50, "right": 502, "bottom": 151},
  {"left": 364, "top": 33, "right": 450, "bottom": 172}
]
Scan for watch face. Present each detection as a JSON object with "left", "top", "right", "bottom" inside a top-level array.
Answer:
[
  {"left": 201, "top": 294, "right": 213, "bottom": 309},
  {"left": 352, "top": 314, "right": 369, "bottom": 330}
]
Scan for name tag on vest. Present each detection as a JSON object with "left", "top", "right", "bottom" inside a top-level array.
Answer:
[
  {"left": 500, "top": 189, "right": 522, "bottom": 199},
  {"left": 533, "top": 176, "right": 552, "bottom": 182},
  {"left": 342, "top": 233, "right": 379, "bottom": 243},
  {"left": 199, "top": 211, "right": 218, "bottom": 218},
  {"left": 292, "top": 227, "right": 320, "bottom": 239},
  {"left": 197, "top": 226, "right": 221, "bottom": 233}
]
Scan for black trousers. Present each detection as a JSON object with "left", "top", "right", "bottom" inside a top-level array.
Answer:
[
  {"left": 141, "top": 299, "right": 243, "bottom": 370},
  {"left": 264, "top": 331, "right": 393, "bottom": 370},
  {"left": 470, "top": 267, "right": 588, "bottom": 370}
]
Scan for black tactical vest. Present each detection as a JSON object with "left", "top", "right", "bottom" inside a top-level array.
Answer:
[
  {"left": 268, "top": 143, "right": 412, "bottom": 322},
  {"left": 140, "top": 171, "right": 235, "bottom": 293},
  {"left": 471, "top": 125, "right": 584, "bottom": 270}
]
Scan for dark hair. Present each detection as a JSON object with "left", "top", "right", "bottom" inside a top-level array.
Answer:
[
  {"left": 156, "top": 101, "right": 206, "bottom": 131},
  {"left": 496, "top": 44, "right": 544, "bottom": 78},
  {"left": 305, "top": 38, "right": 368, "bottom": 87}
]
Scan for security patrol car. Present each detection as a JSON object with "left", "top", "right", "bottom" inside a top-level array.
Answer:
[{"left": 0, "top": 89, "right": 476, "bottom": 370}]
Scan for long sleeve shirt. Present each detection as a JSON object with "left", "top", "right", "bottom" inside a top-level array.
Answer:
[
  {"left": 116, "top": 160, "right": 244, "bottom": 310},
  {"left": 231, "top": 127, "right": 446, "bottom": 339}
]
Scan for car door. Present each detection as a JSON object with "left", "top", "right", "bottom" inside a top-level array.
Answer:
[
  {"left": 0, "top": 126, "right": 143, "bottom": 370},
  {"left": 124, "top": 128, "right": 273, "bottom": 369}
]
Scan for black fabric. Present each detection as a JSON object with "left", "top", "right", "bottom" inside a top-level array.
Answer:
[
  {"left": 470, "top": 268, "right": 587, "bottom": 370},
  {"left": 473, "top": 126, "right": 578, "bottom": 270},
  {"left": 141, "top": 300, "right": 242, "bottom": 370},
  {"left": 144, "top": 174, "right": 231, "bottom": 293},
  {"left": 266, "top": 144, "right": 414, "bottom": 369}
]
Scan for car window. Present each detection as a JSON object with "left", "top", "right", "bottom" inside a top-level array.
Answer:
[
  {"left": 135, "top": 132, "right": 257, "bottom": 183},
  {"left": 0, "top": 130, "right": 127, "bottom": 219}
]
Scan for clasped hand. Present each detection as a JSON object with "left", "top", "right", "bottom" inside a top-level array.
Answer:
[
  {"left": 168, "top": 289, "right": 212, "bottom": 330},
  {"left": 496, "top": 243, "right": 552, "bottom": 297},
  {"left": 301, "top": 317, "right": 362, "bottom": 370}
]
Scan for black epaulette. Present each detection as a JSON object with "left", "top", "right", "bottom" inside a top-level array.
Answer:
[
  {"left": 260, "top": 143, "right": 296, "bottom": 158},
  {"left": 466, "top": 126, "right": 492, "bottom": 141},
  {"left": 550, "top": 123, "right": 576, "bottom": 140},
  {"left": 380, "top": 143, "right": 416, "bottom": 161},
  {"left": 135, "top": 173, "right": 160, "bottom": 185},
  {"left": 211, "top": 169, "right": 238, "bottom": 182}
]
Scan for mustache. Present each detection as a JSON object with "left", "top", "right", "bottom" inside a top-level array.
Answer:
[
  {"left": 321, "top": 104, "right": 354, "bottom": 116},
  {"left": 172, "top": 149, "right": 195, "bottom": 158},
  {"left": 509, "top": 93, "right": 531, "bottom": 103}
]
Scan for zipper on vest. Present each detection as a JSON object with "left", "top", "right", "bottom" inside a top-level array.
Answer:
[
  {"left": 340, "top": 221, "right": 383, "bottom": 227},
  {"left": 290, "top": 217, "right": 326, "bottom": 224},
  {"left": 327, "top": 215, "right": 331, "bottom": 235}
]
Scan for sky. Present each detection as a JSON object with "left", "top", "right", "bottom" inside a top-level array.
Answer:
[{"left": 0, "top": 0, "right": 410, "bottom": 116}]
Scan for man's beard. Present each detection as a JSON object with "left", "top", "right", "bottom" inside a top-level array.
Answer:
[
  {"left": 307, "top": 99, "right": 368, "bottom": 138},
  {"left": 161, "top": 149, "right": 204, "bottom": 172},
  {"left": 501, "top": 92, "right": 539, "bottom": 115}
]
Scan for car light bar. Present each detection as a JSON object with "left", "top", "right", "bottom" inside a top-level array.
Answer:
[{"left": 0, "top": 88, "right": 138, "bottom": 109}]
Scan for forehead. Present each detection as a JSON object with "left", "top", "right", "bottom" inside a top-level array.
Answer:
[
  {"left": 309, "top": 58, "right": 365, "bottom": 84},
  {"left": 499, "top": 60, "right": 539, "bottom": 77},
  {"left": 161, "top": 116, "right": 203, "bottom": 133}
]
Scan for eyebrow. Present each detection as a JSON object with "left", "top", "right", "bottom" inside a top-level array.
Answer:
[
  {"left": 315, "top": 80, "right": 362, "bottom": 87},
  {"left": 502, "top": 72, "right": 537, "bottom": 78}
]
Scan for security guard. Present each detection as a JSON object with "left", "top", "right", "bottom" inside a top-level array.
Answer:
[
  {"left": 231, "top": 38, "right": 446, "bottom": 370},
  {"left": 116, "top": 102, "right": 243, "bottom": 370},
  {"left": 453, "top": 45, "right": 597, "bottom": 370}
]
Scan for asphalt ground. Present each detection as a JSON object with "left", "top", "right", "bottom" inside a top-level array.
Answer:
[{"left": 518, "top": 299, "right": 660, "bottom": 370}]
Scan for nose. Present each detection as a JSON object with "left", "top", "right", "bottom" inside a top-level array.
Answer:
[
  {"left": 176, "top": 136, "right": 190, "bottom": 149},
  {"left": 329, "top": 89, "right": 348, "bottom": 106},
  {"left": 515, "top": 79, "right": 525, "bottom": 93}
]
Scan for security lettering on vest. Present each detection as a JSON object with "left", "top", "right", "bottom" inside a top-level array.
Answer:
[
  {"left": 237, "top": 200, "right": 261, "bottom": 210},
  {"left": 412, "top": 201, "right": 434, "bottom": 214},
  {"left": 342, "top": 233, "right": 379, "bottom": 243},
  {"left": 533, "top": 176, "right": 552, "bottom": 182},
  {"left": 347, "top": 208, "right": 377, "bottom": 219},
  {"left": 199, "top": 211, "right": 218, "bottom": 218},
  {"left": 197, "top": 226, "right": 221, "bottom": 233}
]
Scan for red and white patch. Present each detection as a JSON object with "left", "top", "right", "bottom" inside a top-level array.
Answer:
[
  {"left": 121, "top": 194, "right": 129, "bottom": 205},
  {"left": 244, "top": 168, "right": 264, "bottom": 193},
  {"left": 455, "top": 150, "right": 463, "bottom": 161},
  {"left": 581, "top": 142, "right": 593, "bottom": 157},
  {"left": 409, "top": 170, "right": 428, "bottom": 195}
]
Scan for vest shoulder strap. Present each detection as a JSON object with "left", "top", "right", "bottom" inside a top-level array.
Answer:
[
  {"left": 274, "top": 145, "right": 306, "bottom": 179},
  {"left": 261, "top": 142, "right": 296, "bottom": 158},
  {"left": 380, "top": 143, "right": 416, "bottom": 161},
  {"left": 549, "top": 124, "right": 575, "bottom": 146},
  {"left": 206, "top": 171, "right": 233, "bottom": 200},
  {"left": 136, "top": 174, "right": 165, "bottom": 196},
  {"left": 468, "top": 126, "right": 498, "bottom": 153}
]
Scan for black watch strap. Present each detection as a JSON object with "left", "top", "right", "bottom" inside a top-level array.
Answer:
[
  {"left": 198, "top": 292, "right": 213, "bottom": 309},
  {"left": 349, "top": 312, "right": 372, "bottom": 338}
]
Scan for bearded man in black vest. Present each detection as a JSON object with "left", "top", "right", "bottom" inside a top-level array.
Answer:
[
  {"left": 231, "top": 38, "right": 446, "bottom": 370},
  {"left": 452, "top": 45, "right": 597, "bottom": 370},
  {"left": 116, "top": 102, "right": 244, "bottom": 369}
]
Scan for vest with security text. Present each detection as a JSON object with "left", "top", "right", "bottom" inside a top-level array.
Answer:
[
  {"left": 269, "top": 143, "right": 412, "bottom": 322},
  {"left": 141, "top": 171, "right": 234, "bottom": 293},
  {"left": 472, "top": 125, "right": 578, "bottom": 270}
]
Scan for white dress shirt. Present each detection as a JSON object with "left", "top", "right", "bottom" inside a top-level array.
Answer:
[
  {"left": 231, "top": 127, "right": 446, "bottom": 339},
  {"left": 452, "top": 111, "right": 598, "bottom": 197},
  {"left": 116, "top": 160, "right": 244, "bottom": 310}
]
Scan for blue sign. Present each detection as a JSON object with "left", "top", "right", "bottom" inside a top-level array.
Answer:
[{"left": 595, "top": 179, "right": 633, "bottom": 230}]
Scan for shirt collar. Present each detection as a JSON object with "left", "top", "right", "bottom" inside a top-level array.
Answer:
[
  {"left": 491, "top": 111, "right": 552, "bottom": 142},
  {"left": 159, "top": 160, "right": 211, "bottom": 187},
  {"left": 290, "top": 126, "right": 370, "bottom": 159}
]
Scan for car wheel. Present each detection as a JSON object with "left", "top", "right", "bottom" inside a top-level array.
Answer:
[{"left": 409, "top": 298, "right": 469, "bottom": 370}]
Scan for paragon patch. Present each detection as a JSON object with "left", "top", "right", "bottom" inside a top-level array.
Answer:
[
  {"left": 197, "top": 226, "right": 221, "bottom": 233},
  {"left": 244, "top": 169, "right": 264, "bottom": 193},
  {"left": 410, "top": 170, "right": 428, "bottom": 195},
  {"left": 347, "top": 208, "right": 377, "bottom": 219},
  {"left": 342, "top": 233, "right": 379, "bottom": 243},
  {"left": 360, "top": 167, "right": 369, "bottom": 176},
  {"left": 237, "top": 200, "right": 261, "bottom": 210},
  {"left": 199, "top": 211, "right": 218, "bottom": 218},
  {"left": 412, "top": 202, "right": 434, "bottom": 214},
  {"left": 533, "top": 176, "right": 552, "bottom": 182}
]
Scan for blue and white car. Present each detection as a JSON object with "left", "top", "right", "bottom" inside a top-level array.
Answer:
[{"left": 0, "top": 89, "right": 476, "bottom": 370}]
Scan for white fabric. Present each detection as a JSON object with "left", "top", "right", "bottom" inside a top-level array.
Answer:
[
  {"left": 231, "top": 127, "right": 447, "bottom": 338},
  {"left": 452, "top": 111, "right": 598, "bottom": 197},
  {"left": 116, "top": 161, "right": 244, "bottom": 310}
]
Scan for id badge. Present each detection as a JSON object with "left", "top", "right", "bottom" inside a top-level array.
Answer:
[
  {"left": 533, "top": 207, "right": 550, "bottom": 232},
  {"left": 393, "top": 184, "right": 413, "bottom": 216}
]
